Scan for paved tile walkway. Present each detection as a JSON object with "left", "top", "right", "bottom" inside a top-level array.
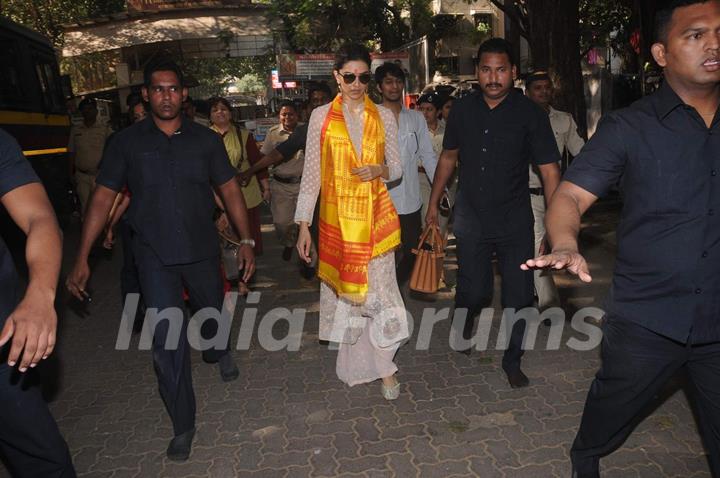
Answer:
[{"left": 0, "top": 199, "right": 711, "bottom": 477}]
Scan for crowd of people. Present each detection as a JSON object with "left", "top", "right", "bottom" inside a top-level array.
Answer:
[{"left": 0, "top": 1, "right": 719, "bottom": 476}]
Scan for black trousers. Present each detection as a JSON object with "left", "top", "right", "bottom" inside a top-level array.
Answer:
[
  {"left": 119, "top": 218, "right": 143, "bottom": 322},
  {"left": 0, "top": 364, "right": 75, "bottom": 477},
  {"left": 134, "top": 238, "right": 229, "bottom": 437},
  {"left": 396, "top": 208, "right": 423, "bottom": 286},
  {"left": 453, "top": 227, "right": 534, "bottom": 371},
  {"left": 572, "top": 317, "right": 720, "bottom": 477}
]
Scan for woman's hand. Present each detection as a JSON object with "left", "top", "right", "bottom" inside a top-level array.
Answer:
[
  {"left": 296, "top": 223, "right": 313, "bottom": 264},
  {"left": 352, "top": 164, "right": 385, "bottom": 182}
]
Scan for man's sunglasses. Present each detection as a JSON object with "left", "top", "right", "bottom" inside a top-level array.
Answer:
[{"left": 339, "top": 71, "right": 373, "bottom": 85}]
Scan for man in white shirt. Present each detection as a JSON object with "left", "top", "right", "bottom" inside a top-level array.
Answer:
[
  {"left": 375, "top": 62, "right": 438, "bottom": 286},
  {"left": 525, "top": 72, "right": 585, "bottom": 310}
]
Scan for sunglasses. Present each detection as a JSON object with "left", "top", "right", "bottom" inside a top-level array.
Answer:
[{"left": 339, "top": 71, "right": 373, "bottom": 85}]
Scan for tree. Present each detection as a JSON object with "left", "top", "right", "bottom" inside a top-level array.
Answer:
[
  {"left": 270, "top": 0, "right": 434, "bottom": 52},
  {"left": 234, "top": 73, "right": 266, "bottom": 96},
  {"left": 0, "top": 0, "right": 125, "bottom": 48},
  {"left": 180, "top": 55, "right": 275, "bottom": 98},
  {"left": 485, "top": 0, "right": 634, "bottom": 137}
]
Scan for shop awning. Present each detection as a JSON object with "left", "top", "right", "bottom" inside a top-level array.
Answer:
[{"left": 62, "top": 8, "right": 271, "bottom": 57}]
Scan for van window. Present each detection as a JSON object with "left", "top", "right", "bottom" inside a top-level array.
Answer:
[{"left": 0, "top": 36, "right": 31, "bottom": 110}]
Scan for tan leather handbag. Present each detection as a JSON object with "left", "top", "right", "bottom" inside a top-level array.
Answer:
[{"left": 409, "top": 224, "right": 445, "bottom": 293}]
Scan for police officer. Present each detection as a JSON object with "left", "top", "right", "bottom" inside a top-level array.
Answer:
[{"left": 68, "top": 98, "right": 112, "bottom": 216}]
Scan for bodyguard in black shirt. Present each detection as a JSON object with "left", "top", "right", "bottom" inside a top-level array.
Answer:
[
  {"left": 427, "top": 38, "right": 561, "bottom": 388},
  {"left": 523, "top": 1, "right": 720, "bottom": 476},
  {"left": 0, "top": 129, "right": 75, "bottom": 476},
  {"left": 67, "top": 59, "right": 255, "bottom": 461}
]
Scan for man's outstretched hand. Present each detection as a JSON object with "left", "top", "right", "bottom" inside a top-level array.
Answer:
[
  {"left": 521, "top": 249, "right": 592, "bottom": 283},
  {"left": 0, "top": 289, "right": 57, "bottom": 372}
]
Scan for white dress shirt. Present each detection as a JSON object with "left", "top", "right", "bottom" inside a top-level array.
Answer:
[{"left": 386, "top": 107, "right": 438, "bottom": 215}]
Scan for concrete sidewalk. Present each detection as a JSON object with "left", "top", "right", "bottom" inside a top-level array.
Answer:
[{"left": 1, "top": 200, "right": 710, "bottom": 477}]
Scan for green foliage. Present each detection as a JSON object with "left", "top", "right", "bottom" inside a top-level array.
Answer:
[
  {"left": 234, "top": 73, "right": 266, "bottom": 95},
  {"left": 579, "top": 0, "right": 633, "bottom": 53},
  {"left": 60, "top": 50, "right": 120, "bottom": 94},
  {"left": 179, "top": 54, "right": 275, "bottom": 97},
  {"left": 0, "top": 0, "right": 125, "bottom": 47},
  {"left": 270, "top": 0, "right": 433, "bottom": 52}
]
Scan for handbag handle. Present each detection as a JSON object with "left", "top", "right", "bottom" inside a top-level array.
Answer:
[{"left": 415, "top": 223, "right": 443, "bottom": 253}]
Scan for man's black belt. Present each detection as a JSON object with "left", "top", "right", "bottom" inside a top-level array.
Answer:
[
  {"left": 529, "top": 187, "right": 544, "bottom": 196},
  {"left": 274, "top": 175, "right": 302, "bottom": 184}
]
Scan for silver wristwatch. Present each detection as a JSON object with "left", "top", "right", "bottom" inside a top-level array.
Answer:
[{"left": 239, "top": 238, "right": 255, "bottom": 248}]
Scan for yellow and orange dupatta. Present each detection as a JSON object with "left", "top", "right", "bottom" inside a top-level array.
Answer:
[{"left": 317, "top": 94, "right": 400, "bottom": 303}]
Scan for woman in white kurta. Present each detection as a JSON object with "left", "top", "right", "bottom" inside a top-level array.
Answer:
[{"left": 295, "top": 44, "right": 408, "bottom": 399}]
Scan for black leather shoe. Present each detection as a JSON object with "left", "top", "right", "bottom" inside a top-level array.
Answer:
[
  {"left": 219, "top": 353, "right": 239, "bottom": 382},
  {"left": 282, "top": 246, "right": 293, "bottom": 261},
  {"left": 166, "top": 428, "right": 195, "bottom": 461},
  {"left": 504, "top": 367, "right": 530, "bottom": 388},
  {"left": 456, "top": 347, "right": 472, "bottom": 356}
]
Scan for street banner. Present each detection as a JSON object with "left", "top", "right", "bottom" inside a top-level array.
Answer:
[
  {"left": 278, "top": 54, "right": 335, "bottom": 80},
  {"left": 370, "top": 52, "right": 410, "bottom": 74}
]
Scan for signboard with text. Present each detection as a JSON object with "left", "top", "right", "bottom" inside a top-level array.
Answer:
[
  {"left": 370, "top": 52, "right": 410, "bottom": 74},
  {"left": 271, "top": 69, "right": 297, "bottom": 89}
]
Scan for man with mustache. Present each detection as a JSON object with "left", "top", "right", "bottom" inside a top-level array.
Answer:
[
  {"left": 66, "top": 58, "right": 255, "bottom": 461},
  {"left": 525, "top": 71, "right": 586, "bottom": 312},
  {"left": 426, "top": 38, "right": 561, "bottom": 388},
  {"left": 524, "top": 1, "right": 720, "bottom": 475}
]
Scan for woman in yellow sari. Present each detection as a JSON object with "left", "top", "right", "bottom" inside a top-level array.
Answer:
[
  {"left": 295, "top": 44, "right": 408, "bottom": 400},
  {"left": 210, "top": 97, "right": 268, "bottom": 293}
]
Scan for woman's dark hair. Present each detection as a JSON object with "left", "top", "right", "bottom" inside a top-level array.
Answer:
[
  {"left": 208, "top": 97, "right": 232, "bottom": 111},
  {"left": 143, "top": 57, "right": 184, "bottom": 87},
  {"left": 333, "top": 43, "right": 371, "bottom": 71}
]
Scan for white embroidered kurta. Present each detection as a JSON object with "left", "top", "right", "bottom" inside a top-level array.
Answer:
[{"left": 294, "top": 100, "right": 408, "bottom": 385}]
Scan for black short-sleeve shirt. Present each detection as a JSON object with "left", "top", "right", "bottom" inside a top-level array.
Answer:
[
  {"left": 564, "top": 81, "right": 720, "bottom": 344},
  {"left": 275, "top": 122, "right": 308, "bottom": 160},
  {"left": 443, "top": 90, "right": 560, "bottom": 238},
  {"left": 96, "top": 116, "right": 236, "bottom": 265},
  {"left": 0, "top": 128, "right": 41, "bottom": 326}
]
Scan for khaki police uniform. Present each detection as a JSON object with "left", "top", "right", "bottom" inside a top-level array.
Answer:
[
  {"left": 261, "top": 124, "right": 305, "bottom": 248},
  {"left": 528, "top": 106, "right": 585, "bottom": 308},
  {"left": 68, "top": 121, "right": 113, "bottom": 215}
]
